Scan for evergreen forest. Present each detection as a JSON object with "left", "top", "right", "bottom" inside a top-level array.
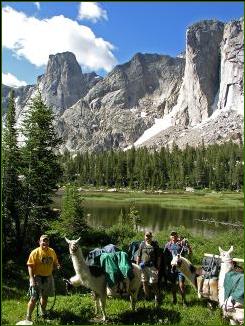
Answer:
[{"left": 61, "top": 142, "right": 243, "bottom": 191}]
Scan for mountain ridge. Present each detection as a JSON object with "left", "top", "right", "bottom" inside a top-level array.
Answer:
[{"left": 2, "top": 18, "right": 244, "bottom": 152}]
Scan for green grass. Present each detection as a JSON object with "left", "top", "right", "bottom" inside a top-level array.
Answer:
[
  {"left": 2, "top": 289, "right": 227, "bottom": 325},
  {"left": 3, "top": 202, "right": 243, "bottom": 325},
  {"left": 81, "top": 191, "right": 243, "bottom": 209},
  {"left": 3, "top": 228, "right": 242, "bottom": 324}
]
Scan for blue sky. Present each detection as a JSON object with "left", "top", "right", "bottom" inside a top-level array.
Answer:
[{"left": 2, "top": 1, "right": 244, "bottom": 87}]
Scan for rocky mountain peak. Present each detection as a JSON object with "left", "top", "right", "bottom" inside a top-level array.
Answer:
[
  {"left": 37, "top": 51, "right": 101, "bottom": 113},
  {"left": 46, "top": 51, "right": 81, "bottom": 77},
  {"left": 2, "top": 18, "right": 243, "bottom": 153},
  {"left": 174, "top": 20, "right": 225, "bottom": 126}
]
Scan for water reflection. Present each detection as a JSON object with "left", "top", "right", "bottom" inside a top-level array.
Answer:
[{"left": 84, "top": 201, "right": 243, "bottom": 238}]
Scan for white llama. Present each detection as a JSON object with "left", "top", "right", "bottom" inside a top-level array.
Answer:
[
  {"left": 170, "top": 254, "right": 213, "bottom": 300},
  {"left": 171, "top": 247, "right": 244, "bottom": 325},
  {"left": 218, "top": 246, "right": 244, "bottom": 325},
  {"left": 65, "top": 237, "right": 142, "bottom": 321},
  {"left": 218, "top": 246, "right": 234, "bottom": 306}
]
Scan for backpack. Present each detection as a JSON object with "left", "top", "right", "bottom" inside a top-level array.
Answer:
[
  {"left": 202, "top": 256, "right": 221, "bottom": 279},
  {"left": 139, "top": 240, "right": 160, "bottom": 267},
  {"left": 128, "top": 240, "right": 142, "bottom": 262}
]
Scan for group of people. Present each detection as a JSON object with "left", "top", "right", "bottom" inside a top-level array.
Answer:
[
  {"left": 22, "top": 231, "right": 191, "bottom": 323},
  {"left": 136, "top": 230, "right": 192, "bottom": 306}
]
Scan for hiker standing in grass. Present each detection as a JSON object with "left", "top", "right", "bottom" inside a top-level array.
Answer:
[
  {"left": 136, "top": 231, "right": 161, "bottom": 305},
  {"left": 164, "top": 230, "right": 192, "bottom": 306},
  {"left": 24, "top": 235, "right": 60, "bottom": 322}
]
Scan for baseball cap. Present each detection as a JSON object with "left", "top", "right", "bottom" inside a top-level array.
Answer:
[
  {"left": 40, "top": 234, "right": 49, "bottom": 241},
  {"left": 170, "top": 231, "right": 178, "bottom": 236}
]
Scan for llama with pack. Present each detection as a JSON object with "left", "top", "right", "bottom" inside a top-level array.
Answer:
[{"left": 171, "top": 246, "right": 244, "bottom": 325}]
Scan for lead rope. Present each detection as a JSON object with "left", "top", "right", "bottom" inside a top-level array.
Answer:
[
  {"left": 27, "top": 286, "right": 41, "bottom": 321},
  {"left": 29, "top": 283, "right": 56, "bottom": 321}
]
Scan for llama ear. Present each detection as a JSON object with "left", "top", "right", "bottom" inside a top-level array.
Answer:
[
  {"left": 219, "top": 246, "right": 223, "bottom": 253},
  {"left": 75, "top": 237, "right": 81, "bottom": 244},
  {"left": 65, "top": 237, "right": 71, "bottom": 244},
  {"left": 228, "top": 246, "right": 234, "bottom": 254}
]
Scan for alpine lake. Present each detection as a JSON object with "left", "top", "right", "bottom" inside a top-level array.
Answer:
[{"left": 53, "top": 189, "right": 243, "bottom": 238}]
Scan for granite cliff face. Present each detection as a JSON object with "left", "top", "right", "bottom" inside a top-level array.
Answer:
[
  {"left": 137, "top": 18, "right": 244, "bottom": 149},
  {"left": 55, "top": 53, "right": 185, "bottom": 152},
  {"left": 2, "top": 19, "right": 244, "bottom": 152},
  {"left": 38, "top": 52, "right": 102, "bottom": 113},
  {"left": 217, "top": 19, "right": 244, "bottom": 114},
  {"left": 174, "top": 20, "right": 224, "bottom": 126},
  {"left": 85, "top": 53, "right": 184, "bottom": 116}
]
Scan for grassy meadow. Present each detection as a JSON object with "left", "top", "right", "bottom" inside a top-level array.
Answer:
[
  {"left": 3, "top": 291, "right": 224, "bottom": 325},
  {"left": 80, "top": 190, "right": 244, "bottom": 209},
  {"left": 2, "top": 191, "right": 244, "bottom": 325}
]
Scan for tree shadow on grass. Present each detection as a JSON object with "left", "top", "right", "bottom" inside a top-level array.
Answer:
[
  {"left": 108, "top": 307, "right": 181, "bottom": 325},
  {"left": 48, "top": 309, "right": 94, "bottom": 325},
  {"left": 45, "top": 306, "right": 181, "bottom": 325},
  {"left": 187, "top": 297, "right": 219, "bottom": 309}
]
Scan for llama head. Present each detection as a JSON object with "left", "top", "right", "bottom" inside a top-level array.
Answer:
[
  {"left": 65, "top": 237, "right": 81, "bottom": 254},
  {"left": 218, "top": 246, "right": 234, "bottom": 262},
  {"left": 171, "top": 254, "right": 181, "bottom": 268}
]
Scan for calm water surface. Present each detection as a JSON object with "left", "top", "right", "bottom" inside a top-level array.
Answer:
[
  {"left": 53, "top": 192, "right": 243, "bottom": 238},
  {"left": 83, "top": 200, "right": 243, "bottom": 238}
]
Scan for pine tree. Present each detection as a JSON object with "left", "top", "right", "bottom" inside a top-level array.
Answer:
[
  {"left": 194, "top": 144, "right": 208, "bottom": 189},
  {"left": 118, "top": 208, "right": 126, "bottom": 225},
  {"left": 58, "top": 185, "right": 88, "bottom": 238},
  {"left": 128, "top": 203, "right": 142, "bottom": 232},
  {"left": 127, "top": 147, "right": 136, "bottom": 188},
  {"left": 2, "top": 90, "right": 23, "bottom": 257},
  {"left": 21, "top": 92, "right": 62, "bottom": 246}
]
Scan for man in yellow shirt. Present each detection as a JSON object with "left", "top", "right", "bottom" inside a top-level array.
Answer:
[{"left": 25, "top": 234, "right": 60, "bottom": 322}]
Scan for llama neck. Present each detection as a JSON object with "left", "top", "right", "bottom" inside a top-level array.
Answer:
[
  {"left": 71, "top": 247, "right": 92, "bottom": 283},
  {"left": 178, "top": 258, "right": 197, "bottom": 289},
  {"left": 218, "top": 260, "right": 233, "bottom": 306}
]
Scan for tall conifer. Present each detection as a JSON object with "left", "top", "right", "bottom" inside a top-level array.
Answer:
[
  {"left": 2, "top": 90, "right": 23, "bottom": 256},
  {"left": 21, "top": 92, "right": 62, "bottom": 245}
]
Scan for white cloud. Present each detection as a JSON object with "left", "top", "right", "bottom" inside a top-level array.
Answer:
[
  {"left": 2, "top": 6, "right": 117, "bottom": 72},
  {"left": 78, "top": 2, "right": 108, "bottom": 23},
  {"left": 34, "top": 2, "right": 40, "bottom": 10},
  {"left": 2, "top": 72, "right": 27, "bottom": 87}
]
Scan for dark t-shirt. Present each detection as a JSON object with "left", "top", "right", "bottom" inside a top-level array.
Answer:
[{"left": 138, "top": 240, "right": 160, "bottom": 267}]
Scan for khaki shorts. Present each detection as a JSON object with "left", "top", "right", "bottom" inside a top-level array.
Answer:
[
  {"left": 32, "top": 275, "right": 55, "bottom": 298},
  {"left": 141, "top": 266, "right": 158, "bottom": 284}
]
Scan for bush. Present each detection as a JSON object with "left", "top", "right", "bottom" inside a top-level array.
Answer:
[{"left": 106, "top": 224, "right": 137, "bottom": 250}]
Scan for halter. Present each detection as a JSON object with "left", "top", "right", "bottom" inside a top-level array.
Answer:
[
  {"left": 171, "top": 254, "right": 182, "bottom": 272},
  {"left": 70, "top": 242, "right": 79, "bottom": 253},
  {"left": 179, "top": 247, "right": 184, "bottom": 256}
]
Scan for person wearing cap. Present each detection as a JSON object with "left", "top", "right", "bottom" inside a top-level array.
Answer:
[
  {"left": 24, "top": 235, "right": 60, "bottom": 322},
  {"left": 136, "top": 231, "right": 161, "bottom": 305},
  {"left": 164, "top": 231, "right": 192, "bottom": 306}
]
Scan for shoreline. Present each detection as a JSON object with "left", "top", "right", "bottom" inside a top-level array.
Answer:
[{"left": 54, "top": 187, "right": 244, "bottom": 210}]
